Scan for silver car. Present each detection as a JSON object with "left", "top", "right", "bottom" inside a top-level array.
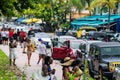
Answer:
[{"left": 113, "top": 64, "right": 120, "bottom": 80}]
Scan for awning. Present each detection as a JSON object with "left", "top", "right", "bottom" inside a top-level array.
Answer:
[
  {"left": 25, "top": 18, "right": 39, "bottom": 23},
  {"left": 17, "top": 18, "right": 26, "bottom": 22}
]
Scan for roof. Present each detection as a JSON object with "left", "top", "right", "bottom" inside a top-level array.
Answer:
[
  {"left": 91, "top": 42, "right": 120, "bottom": 47},
  {"left": 71, "top": 14, "right": 120, "bottom": 29},
  {"left": 78, "top": 26, "right": 97, "bottom": 30}
]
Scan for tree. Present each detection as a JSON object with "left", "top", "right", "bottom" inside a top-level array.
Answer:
[
  {"left": 89, "top": 0, "right": 119, "bottom": 29},
  {"left": 0, "top": 0, "right": 18, "bottom": 18},
  {"left": 66, "top": 0, "right": 84, "bottom": 22}
]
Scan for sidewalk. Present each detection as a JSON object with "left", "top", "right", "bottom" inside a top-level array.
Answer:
[{"left": 0, "top": 44, "right": 62, "bottom": 80}]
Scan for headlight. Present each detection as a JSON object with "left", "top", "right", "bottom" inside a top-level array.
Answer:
[{"left": 109, "top": 63, "right": 114, "bottom": 67}]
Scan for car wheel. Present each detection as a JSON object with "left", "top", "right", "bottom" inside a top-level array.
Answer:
[
  {"left": 99, "top": 68, "right": 103, "bottom": 80},
  {"left": 111, "top": 77, "right": 116, "bottom": 80}
]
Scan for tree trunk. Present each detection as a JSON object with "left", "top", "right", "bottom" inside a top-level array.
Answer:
[
  {"left": 108, "top": 5, "right": 111, "bottom": 30},
  {"left": 100, "top": 7, "right": 102, "bottom": 15},
  {"left": 69, "top": 10, "right": 72, "bottom": 22}
]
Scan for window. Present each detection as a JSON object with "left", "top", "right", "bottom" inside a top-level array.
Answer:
[
  {"left": 79, "top": 43, "right": 86, "bottom": 52},
  {"left": 90, "top": 46, "right": 99, "bottom": 55}
]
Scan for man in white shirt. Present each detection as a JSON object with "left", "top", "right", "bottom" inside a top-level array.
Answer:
[
  {"left": 37, "top": 38, "right": 47, "bottom": 65},
  {"left": 82, "top": 29, "right": 86, "bottom": 38},
  {"left": 1, "top": 29, "right": 7, "bottom": 45}
]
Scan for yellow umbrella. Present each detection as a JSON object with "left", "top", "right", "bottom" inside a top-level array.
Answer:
[
  {"left": 25, "top": 18, "right": 39, "bottom": 23},
  {"left": 36, "top": 19, "right": 42, "bottom": 23}
]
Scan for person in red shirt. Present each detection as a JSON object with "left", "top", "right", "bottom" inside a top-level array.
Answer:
[
  {"left": 19, "top": 29, "right": 25, "bottom": 48},
  {"left": 9, "top": 29, "right": 14, "bottom": 41}
]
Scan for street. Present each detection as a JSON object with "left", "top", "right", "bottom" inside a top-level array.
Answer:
[{"left": 0, "top": 40, "right": 63, "bottom": 80}]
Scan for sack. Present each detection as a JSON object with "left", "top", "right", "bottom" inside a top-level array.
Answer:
[{"left": 31, "top": 43, "right": 35, "bottom": 52}]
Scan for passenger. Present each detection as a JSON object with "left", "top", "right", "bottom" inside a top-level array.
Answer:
[{"left": 61, "top": 57, "right": 75, "bottom": 80}]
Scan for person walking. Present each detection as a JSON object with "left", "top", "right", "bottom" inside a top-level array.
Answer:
[
  {"left": 37, "top": 38, "right": 47, "bottom": 65},
  {"left": 26, "top": 39, "right": 32, "bottom": 66},
  {"left": 1, "top": 29, "right": 7, "bottom": 45},
  {"left": 22, "top": 35, "right": 28, "bottom": 53},
  {"left": 9, "top": 39, "right": 17, "bottom": 66}
]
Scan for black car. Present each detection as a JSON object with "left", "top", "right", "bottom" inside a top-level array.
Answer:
[{"left": 28, "top": 29, "right": 41, "bottom": 38}]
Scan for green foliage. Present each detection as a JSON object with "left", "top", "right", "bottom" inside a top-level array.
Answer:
[
  {"left": 83, "top": 59, "right": 94, "bottom": 80},
  {"left": 60, "top": 22, "right": 71, "bottom": 29},
  {"left": 0, "top": 49, "right": 26, "bottom": 80}
]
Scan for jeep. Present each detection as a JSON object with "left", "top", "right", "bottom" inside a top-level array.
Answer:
[{"left": 88, "top": 42, "right": 120, "bottom": 80}]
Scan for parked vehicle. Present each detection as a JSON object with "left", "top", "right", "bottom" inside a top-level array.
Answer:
[
  {"left": 77, "top": 26, "right": 97, "bottom": 38},
  {"left": 52, "top": 40, "right": 85, "bottom": 60},
  {"left": 88, "top": 42, "right": 120, "bottom": 80},
  {"left": 79, "top": 40, "right": 102, "bottom": 57},
  {"left": 51, "top": 35, "right": 77, "bottom": 44},
  {"left": 30, "top": 32, "right": 52, "bottom": 48},
  {"left": 113, "top": 64, "right": 120, "bottom": 80},
  {"left": 65, "top": 30, "right": 77, "bottom": 37},
  {"left": 88, "top": 31, "right": 116, "bottom": 42},
  {"left": 113, "top": 33, "right": 120, "bottom": 41},
  {"left": 28, "top": 29, "right": 41, "bottom": 38}
]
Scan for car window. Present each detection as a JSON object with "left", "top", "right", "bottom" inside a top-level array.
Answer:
[
  {"left": 70, "top": 41, "right": 82, "bottom": 49},
  {"left": 35, "top": 33, "right": 49, "bottom": 38},
  {"left": 79, "top": 43, "right": 86, "bottom": 52},
  {"left": 101, "top": 47, "right": 120, "bottom": 55}
]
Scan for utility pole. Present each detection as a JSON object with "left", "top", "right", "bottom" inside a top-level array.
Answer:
[{"left": 108, "top": 0, "right": 110, "bottom": 30}]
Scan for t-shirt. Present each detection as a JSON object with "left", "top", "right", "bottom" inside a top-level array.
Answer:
[
  {"left": 20, "top": 31, "right": 25, "bottom": 37},
  {"left": 9, "top": 30, "right": 14, "bottom": 38},
  {"left": 1, "top": 31, "right": 7, "bottom": 37},
  {"left": 82, "top": 30, "right": 86, "bottom": 36},
  {"left": 37, "top": 43, "right": 46, "bottom": 54}
]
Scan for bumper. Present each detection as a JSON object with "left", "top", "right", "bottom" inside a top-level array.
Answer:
[{"left": 102, "top": 71, "right": 113, "bottom": 77}]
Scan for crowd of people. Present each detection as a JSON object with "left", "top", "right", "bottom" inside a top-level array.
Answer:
[{"left": 0, "top": 27, "right": 83, "bottom": 80}]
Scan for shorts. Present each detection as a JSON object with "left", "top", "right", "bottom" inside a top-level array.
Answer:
[
  {"left": 23, "top": 42, "right": 27, "bottom": 48},
  {"left": 39, "top": 54, "right": 46, "bottom": 58},
  {"left": 5, "top": 37, "right": 8, "bottom": 41},
  {"left": 9, "top": 48, "right": 16, "bottom": 59},
  {"left": 2, "top": 37, "right": 6, "bottom": 41}
]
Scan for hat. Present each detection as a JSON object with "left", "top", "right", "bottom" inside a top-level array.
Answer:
[
  {"left": 61, "top": 57, "right": 75, "bottom": 66},
  {"left": 38, "top": 38, "right": 42, "bottom": 41}
]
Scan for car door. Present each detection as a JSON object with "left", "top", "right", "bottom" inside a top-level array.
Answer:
[{"left": 52, "top": 41, "right": 71, "bottom": 60}]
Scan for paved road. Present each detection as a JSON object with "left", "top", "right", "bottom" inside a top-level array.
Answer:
[{"left": 0, "top": 39, "right": 62, "bottom": 80}]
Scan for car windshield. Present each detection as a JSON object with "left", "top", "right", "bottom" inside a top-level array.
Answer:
[
  {"left": 70, "top": 41, "right": 82, "bottom": 49},
  {"left": 59, "top": 38, "right": 76, "bottom": 43},
  {"left": 101, "top": 47, "right": 120, "bottom": 55},
  {"left": 35, "top": 33, "right": 49, "bottom": 38}
]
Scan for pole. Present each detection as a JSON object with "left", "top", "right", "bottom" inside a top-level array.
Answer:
[{"left": 108, "top": 0, "right": 110, "bottom": 30}]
